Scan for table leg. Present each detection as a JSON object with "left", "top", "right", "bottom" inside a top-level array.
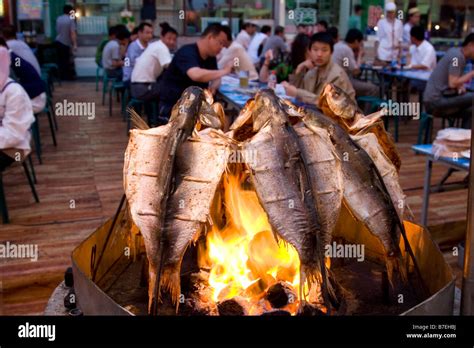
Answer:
[{"left": 421, "top": 158, "right": 433, "bottom": 226}]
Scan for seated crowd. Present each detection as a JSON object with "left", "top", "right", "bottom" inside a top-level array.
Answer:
[{"left": 92, "top": 6, "right": 473, "bottom": 128}]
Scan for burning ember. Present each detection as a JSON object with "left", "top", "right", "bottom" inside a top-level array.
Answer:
[{"left": 198, "top": 169, "right": 302, "bottom": 314}]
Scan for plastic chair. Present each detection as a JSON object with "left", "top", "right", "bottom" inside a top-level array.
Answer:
[
  {"left": 109, "top": 80, "right": 127, "bottom": 117},
  {"left": 96, "top": 65, "right": 103, "bottom": 92},
  {"left": 34, "top": 96, "right": 57, "bottom": 149},
  {"left": 102, "top": 70, "right": 117, "bottom": 106},
  {"left": 31, "top": 118, "right": 42, "bottom": 164},
  {"left": 0, "top": 154, "right": 40, "bottom": 224},
  {"left": 41, "top": 63, "right": 61, "bottom": 89},
  {"left": 416, "top": 112, "right": 433, "bottom": 145}
]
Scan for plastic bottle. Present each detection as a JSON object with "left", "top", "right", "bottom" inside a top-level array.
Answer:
[{"left": 268, "top": 71, "right": 277, "bottom": 89}]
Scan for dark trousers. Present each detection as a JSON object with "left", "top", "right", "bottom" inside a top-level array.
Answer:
[
  {"left": 425, "top": 92, "right": 474, "bottom": 129},
  {"left": 158, "top": 101, "right": 174, "bottom": 121},
  {"left": 130, "top": 82, "right": 161, "bottom": 102},
  {"left": 54, "top": 41, "right": 76, "bottom": 80},
  {"left": 0, "top": 151, "right": 15, "bottom": 172}
]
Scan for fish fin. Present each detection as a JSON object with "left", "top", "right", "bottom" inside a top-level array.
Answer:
[
  {"left": 160, "top": 263, "right": 182, "bottom": 313},
  {"left": 127, "top": 107, "right": 150, "bottom": 130}
]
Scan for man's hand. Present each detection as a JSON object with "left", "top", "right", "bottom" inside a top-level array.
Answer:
[
  {"left": 281, "top": 81, "right": 297, "bottom": 97},
  {"left": 296, "top": 59, "right": 314, "bottom": 74},
  {"left": 223, "top": 61, "right": 234, "bottom": 75}
]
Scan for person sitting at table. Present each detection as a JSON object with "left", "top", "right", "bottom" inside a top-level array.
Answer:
[
  {"left": 235, "top": 22, "right": 257, "bottom": 50},
  {"left": 123, "top": 22, "right": 153, "bottom": 87},
  {"left": 259, "top": 26, "right": 289, "bottom": 62},
  {"left": 130, "top": 22, "right": 177, "bottom": 104},
  {"left": 315, "top": 20, "right": 328, "bottom": 33},
  {"left": 375, "top": 2, "right": 403, "bottom": 66},
  {"left": 0, "top": 47, "right": 35, "bottom": 171},
  {"left": 101, "top": 27, "right": 130, "bottom": 80},
  {"left": 289, "top": 33, "right": 311, "bottom": 72},
  {"left": 281, "top": 32, "right": 355, "bottom": 104},
  {"left": 403, "top": 7, "right": 421, "bottom": 47},
  {"left": 407, "top": 26, "right": 436, "bottom": 71},
  {"left": 1, "top": 25, "right": 41, "bottom": 75},
  {"left": 96, "top": 26, "right": 119, "bottom": 70},
  {"left": 248, "top": 25, "right": 271, "bottom": 65},
  {"left": 0, "top": 38, "right": 46, "bottom": 114},
  {"left": 423, "top": 33, "right": 474, "bottom": 128},
  {"left": 157, "top": 24, "right": 234, "bottom": 121},
  {"left": 332, "top": 29, "right": 379, "bottom": 98},
  {"left": 218, "top": 31, "right": 258, "bottom": 81},
  {"left": 327, "top": 27, "right": 339, "bottom": 43}
]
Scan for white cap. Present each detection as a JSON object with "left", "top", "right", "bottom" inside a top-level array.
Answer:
[{"left": 385, "top": 2, "right": 396, "bottom": 12}]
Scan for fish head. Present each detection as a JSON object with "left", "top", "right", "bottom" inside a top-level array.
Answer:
[
  {"left": 169, "top": 86, "right": 205, "bottom": 134},
  {"left": 230, "top": 98, "right": 255, "bottom": 131},
  {"left": 321, "top": 83, "right": 357, "bottom": 120},
  {"left": 197, "top": 100, "right": 223, "bottom": 130},
  {"left": 252, "top": 89, "right": 288, "bottom": 131},
  {"left": 203, "top": 88, "right": 214, "bottom": 105}
]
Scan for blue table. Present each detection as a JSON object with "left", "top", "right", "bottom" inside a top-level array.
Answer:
[
  {"left": 412, "top": 144, "right": 470, "bottom": 226},
  {"left": 218, "top": 81, "right": 296, "bottom": 110},
  {"left": 218, "top": 83, "right": 257, "bottom": 109}
]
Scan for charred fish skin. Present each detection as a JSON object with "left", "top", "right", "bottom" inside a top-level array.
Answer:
[
  {"left": 124, "top": 86, "right": 207, "bottom": 313},
  {"left": 244, "top": 123, "right": 321, "bottom": 283},
  {"left": 294, "top": 124, "right": 343, "bottom": 248},
  {"left": 250, "top": 90, "right": 340, "bottom": 309},
  {"left": 351, "top": 133, "right": 414, "bottom": 222},
  {"left": 159, "top": 134, "right": 230, "bottom": 309},
  {"left": 301, "top": 109, "right": 406, "bottom": 285}
]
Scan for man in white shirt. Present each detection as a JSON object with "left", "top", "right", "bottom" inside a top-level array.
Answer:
[
  {"left": 235, "top": 23, "right": 257, "bottom": 50},
  {"left": 375, "top": 2, "right": 403, "bottom": 64},
  {"left": 1, "top": 25, "right": 41, "bottom": 75},
  {"left": 408, "top": 26, "right": 436, "bottom": 71},
  {"left": 403, "top": 7, "right": 420, "bottom": 46},
  {"left": 0, "top": 47, "right": 34, "bottom": 171},
  {"left": 130, "top": 40, "right": 173, "bottom": 101},
  {"left": 247, "top": 25, "right": 271, "bottom": 65}
]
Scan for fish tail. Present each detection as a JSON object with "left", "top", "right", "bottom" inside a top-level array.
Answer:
[
  {"left": 386, "top": 253, "right": 408, "bottom": 289},
  {"left": 160, "top": 263, "right": 182, "bottom": 312},
  {"left": 147, "top": 266, "right": 157, "bottom": 314}
]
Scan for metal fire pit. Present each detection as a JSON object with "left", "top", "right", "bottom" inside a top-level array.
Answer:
[{"left": 71, "top": 206, "right": 455, "bottom": 316}]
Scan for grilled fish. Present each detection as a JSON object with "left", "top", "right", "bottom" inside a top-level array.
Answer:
[
  {"left": 319, "top": 83, "right": 362, "bottom": 121},
  {"left": 243, "top": 89, "right": 337, "bottom": 309},
  {"left": 300, "top": 107, "right": 407, "bottom": 286},
  {"left": 319, "top": 83, "right": 402, "bottom": 172},
  {"left": 356, "top": 121, "right": 402, "bottom": 172},
  {"left": 351, "top": 133, "right": 414, "bottom": 222},
  {"left": 244, "top": 122, "right": 323, "bottom": 297},
  {"left": 159, "top": 129, "right": 231, "bottom": 309},
  {"left": 124, "top": 86, "right": 207, "bottom": 313},
  {"left": 294, "top": 123, "right": 343, "bottom": 248}
]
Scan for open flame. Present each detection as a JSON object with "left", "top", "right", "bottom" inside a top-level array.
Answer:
[{"left": 198, "top": 169, "right": 303, "bottom": 314}]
